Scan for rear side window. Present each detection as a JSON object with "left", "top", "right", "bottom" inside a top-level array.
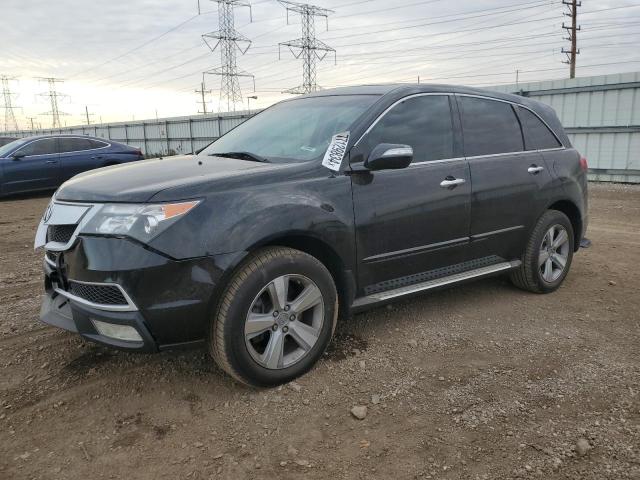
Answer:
[
  {"left": 16, "top": 138, "right": 58, "bottom": 156},
  {"left": 89, "top": 139, "right": 108, "bottom": 149},
  {"left": 518, "top": 107, "right": 562, "bottom": 150},
  {"left": 460, "top": 96, "right": 523, "bottom": 156},
  {"left": 361, "top": 95, "right": 454, "bottom": 163},
  {"left": 59, "top": 137, "right": 93, "bottom": 153}
]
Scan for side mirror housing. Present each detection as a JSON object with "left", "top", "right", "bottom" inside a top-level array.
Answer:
[
  {"left": 12, "top": 151, "right": 26, "bottom": 160},
  {"left": 364, "top": 143, "right": 413, "bottom": 171}
]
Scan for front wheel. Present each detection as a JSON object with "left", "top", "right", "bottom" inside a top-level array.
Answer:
[
  {"left": 209, "top": 247, "right": 338, "bottom": 387},
  {"left": 510, "top": 210, "right": 574, "bottom": 293}
]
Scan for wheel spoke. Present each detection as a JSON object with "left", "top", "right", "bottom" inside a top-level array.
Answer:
[
  {"left": 552, "top": 228, "right": 569, "bottom": 249},
  {"left": 551, "top": 253, "right": 567, "bottom": 269},
  {"left": 539, "top": 249, "right": 550, "bottom": 267},
  {"left": 267, "top": 276, "right": 289, "bottom": 311},
  {"left": 290, "top": 284, "right": 322, "bottom": 314},
  {"left": 261, "top": 330, "right": 285, "bottom": 369},
  {"left": 543, "top": 258, "right": 553, "bottom": 281},
  {"left": 287, "top": 321, "right": 320, "bottom": 351},
  {"left": 545, "top": 226, "right": 555, "bottom": 248},
  {"left": 245, "top": 313, "right": 275, "bottom": 338}
]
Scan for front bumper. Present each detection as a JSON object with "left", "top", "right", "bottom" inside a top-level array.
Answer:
[{"left": 40, "top": 235, "right": 245, "bottom": 351}]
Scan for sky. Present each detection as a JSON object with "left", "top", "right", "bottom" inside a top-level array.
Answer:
[{"left": 2, "top": 0, "right": 640, "bottom": 129}]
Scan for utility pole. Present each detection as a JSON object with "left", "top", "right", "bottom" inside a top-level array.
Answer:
[
  {"left": 195, "top": 80, "right": 212, "bottom": 114},
  {"left": 84, "top": 105, "right": 95, "bottom": 125},
  {"left": 36, "top": 77, "right": 69, "bottom": 128},
  {"left": 202, "top": 0, "right": 255, "bottom": 113},
  {"left": 0, "top": 75, "right": 20, "bottom": 132},
  {"left": 247, "top": 95, "right": 257, "bottom": 115},
  {"left": 26, "top": 116, "right": 37, "bottom": 131},
  {"left": 562, "top": 0, "right": 581, "bottom": 79},
  {"left": 278, "top": 1, "right": 336, "bottom": 94}
]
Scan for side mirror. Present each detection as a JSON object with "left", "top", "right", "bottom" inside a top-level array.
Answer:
[
  {"left": 364, "top": 143, "right": 413, "bottom": 171},
  {"left": 12, "top": 151, "right": 26, "bottom": 161}
]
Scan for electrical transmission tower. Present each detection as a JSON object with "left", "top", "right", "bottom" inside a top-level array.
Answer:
[
  {"left": 195, "top": 80, "right": 213, "bottom": 114},
  {"left": 561, "top": 0, "right": 581, "bottom": 79},
  {"left": 202, "top": 0, "right": 255, "bottom": 113},
  {"left": 1, "top": 75, "right": 20, "bottom": 132},
  {"left": 36, "top": 77, "right": 69, "bottom": 128},
  {"left": 278, "top": 1, "right": 336, "bottom": 95}
]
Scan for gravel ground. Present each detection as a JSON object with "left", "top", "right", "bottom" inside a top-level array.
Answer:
[{"left": 1, "top": 183, "right": 639, "bottom": 480}]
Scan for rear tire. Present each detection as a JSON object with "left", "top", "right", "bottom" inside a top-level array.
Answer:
[
  {"left": 510, "top": 210, "right": 574, "bottom": 293},
  {"left": 209, "top": 247, "right": 338, "bottom": 387}
]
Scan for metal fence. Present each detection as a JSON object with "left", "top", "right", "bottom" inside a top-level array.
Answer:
[
  {"left": 4, "top": 111, "right": 255, "bottom": 158},
  {"left": 5, "top": 71, "right": 640, "bottom": 182},
  {"left": 489, "top": 71, "right": 640, "bottom": 183}
]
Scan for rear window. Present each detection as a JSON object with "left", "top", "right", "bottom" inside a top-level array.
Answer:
[
  {"left": 59, "top": 137, "right": 93, "bottom": 153},
  {"left": 90, "top": 139, "right": 108, "bottom": 149},
  {"left": 518, "top": 107, "right": 562, "bottom": 150},
  {"left": 460, "top": 96, "right": 523, "bottom": 157}
]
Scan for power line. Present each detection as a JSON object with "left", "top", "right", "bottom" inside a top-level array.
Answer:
[
  {"left": 203, "top": 0, "right": 255, "bottom": 112},
  {"left": 278, "top": 1, "right": 336, "bottom": 94},
  {"left": 0, "top": 75, "right": 20, "bottom": 132},
  {"left": 195, "top": 81, "right": 213, "bottom": 114}
]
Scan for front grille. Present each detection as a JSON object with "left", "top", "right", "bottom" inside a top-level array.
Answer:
[
  {"left": 47, "top": 224, "right": 77, "bottom": 244},
  {"left": 68, "top": 281, "right": 128, "bottom": 306}
]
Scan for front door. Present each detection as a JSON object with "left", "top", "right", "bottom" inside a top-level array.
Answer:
[
  {"left": 58, "top": 137, "right": 98, "bottom": 181},
  {"left": 456, "top": 95, "right": 555, "bottom": 261},
  {"left": 350, "top": 94, "right": 471, "bottom": 293},
  {"left": 2, "top": 138, "right": 60, "bottom": 194}
]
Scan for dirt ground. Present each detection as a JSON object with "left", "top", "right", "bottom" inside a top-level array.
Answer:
[{"left": 1, "top": 183, "right": 639, "bottom": 480}]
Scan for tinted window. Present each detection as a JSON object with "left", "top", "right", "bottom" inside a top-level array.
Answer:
[
  {"left": 361, "top": 95, "right": 454, "bottom": 163},
  {"left": 16, "top": 138, "right": 58, "bottom": 156},
  {"left": 59, "top": 137, "right": 93, "bottom": 153},
  {"left": 460, "top": 97, "right": 523, "bottom": 156},
  {"left": 89, "top": 139, "right": 108, "bottom": 149},
  {"left": 518, "top": 107, "right": 561, "bottom": 150}
]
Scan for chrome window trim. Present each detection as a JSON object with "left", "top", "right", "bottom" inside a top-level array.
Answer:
[
  {"left": 13, "top": 136, "right": 111, "bottom": 159},
  {"left": 54, "top": 279, "right": 138, "bottom": 312}
]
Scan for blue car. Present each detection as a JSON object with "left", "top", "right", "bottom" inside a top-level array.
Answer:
[{"left": 0, "top": 135, "right": 143, "bottom": 196}]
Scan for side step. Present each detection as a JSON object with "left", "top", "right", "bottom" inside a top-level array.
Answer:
[{"left": 357, "top": 260, "right": 521, "bottom": 304}]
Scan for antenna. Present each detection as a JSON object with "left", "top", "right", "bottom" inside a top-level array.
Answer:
[
  {"left": 278, "top": 1, "right": 336, "bottom": 94},
  {"left": 202, "top": 0, "right": 255, "bottom": 113}
]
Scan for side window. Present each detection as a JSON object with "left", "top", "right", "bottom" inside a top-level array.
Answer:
[
  {"left": 89, "top": 139, "right": 108, "bottom": 149},
  {"left": 59, "top": 137, "right": 93, "bottom": 153},
  {"left": 460, "top": 97, "right": 523, "bottom": 156},
  {"left": 16, "top": 138, "right": 58, "bottom": 156},
  {"left": 518, "top": 107, "right": 562, "bottom": 150},
  {"left": 362, "top": 95, "right": 454, "bottom": 163}
]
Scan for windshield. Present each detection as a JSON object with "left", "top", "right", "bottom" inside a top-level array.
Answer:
[
  {"left": 0, "top": 138, "right": 28, "bottom": 158},
  {"left": 200, "top": 95, "right": 379, "bottom": 163}
]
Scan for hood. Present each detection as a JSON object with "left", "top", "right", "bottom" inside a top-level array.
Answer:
[{"left": 55, "top": 155, "right": 287, "bottom": 203}]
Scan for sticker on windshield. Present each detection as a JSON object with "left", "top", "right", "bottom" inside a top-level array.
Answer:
[{"left": 322, "top": 131, "right": 350, "bottom": 172}]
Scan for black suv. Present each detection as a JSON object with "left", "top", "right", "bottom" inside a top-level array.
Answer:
[{"left": 35, "top": 85, "right": 588, "bottom": 387}]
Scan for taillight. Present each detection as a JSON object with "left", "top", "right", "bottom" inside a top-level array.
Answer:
[{"left": 579, "top": 156, "right": 588, "bottom": 171}]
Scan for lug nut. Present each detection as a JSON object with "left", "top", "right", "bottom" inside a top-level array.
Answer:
[
  {"left": 273, "top": 311, "right": 279, "bottom": 317},
  {"left": 272, "top": 324, "right": 278, "bottom": 331},
  {"left": 282, "top": 326, "right": 289, "bottom": 333},
  {"left": 289, "top": 314, "right": 296, "bottom": 321},
  {"left": 284, "top": 305, "right": 290, "bottom": 311}
]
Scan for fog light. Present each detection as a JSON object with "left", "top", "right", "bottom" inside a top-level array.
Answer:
[{"left": 91, "top": 319, "right": 143, "bottom": 342}]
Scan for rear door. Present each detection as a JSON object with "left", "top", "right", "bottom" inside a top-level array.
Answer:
[
  {"left": 457, "top": 95, "right": 554, "bottom": 262},
  {"left": 58, "top": 137, "right": 104, "bottom": 181},
  {"left": 1, "top": 138, "right": 60, "bottom": 194},
  {"left": 350, "top": 94, "right": 471, "bottom": 292}
]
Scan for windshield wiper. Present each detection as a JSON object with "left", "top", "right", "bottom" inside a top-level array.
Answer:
[{"left": 210, "top": 151, "right": 270, "bottom": 163}]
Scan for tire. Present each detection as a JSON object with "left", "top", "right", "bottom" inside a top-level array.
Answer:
[
  {"left": 209, "top": 246, "right": 338, "bottom": 387},
  {"left": 510, "top": 210, "right": 574, "bottom": 294}
]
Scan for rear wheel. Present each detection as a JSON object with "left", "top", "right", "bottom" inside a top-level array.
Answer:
[
  {"left": 510, "top": 210, "right": 574, "bottom": 293},
  {"left": 209, "top": 247, "right": 338, "bottom": 387}
]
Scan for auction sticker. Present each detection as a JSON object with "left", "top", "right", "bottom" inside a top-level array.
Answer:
[{"left": 322, "top": 131, "right": 350, "bottom": 172}]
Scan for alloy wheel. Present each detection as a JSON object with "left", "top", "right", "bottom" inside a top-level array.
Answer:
[
  {"left": 244, "top": 274, "right": 324, "bottom": 369},
  {"left": 539, "top": 224, "right": 570, "bottom": 283}
]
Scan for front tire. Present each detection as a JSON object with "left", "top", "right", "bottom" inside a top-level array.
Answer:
[
  {"left": 510, "top": 210, "right": 574, "bottom": 293},
  {"left": 209, "top": 247, "right": 338, "bottom": 387}
]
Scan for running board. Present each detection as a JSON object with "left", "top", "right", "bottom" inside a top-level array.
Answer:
[{"left": 356, "top": 260, "right": 521, "bottom": 304}]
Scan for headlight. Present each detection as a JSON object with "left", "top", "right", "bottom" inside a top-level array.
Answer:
[{"left": 80, "top": 201, "right": 200, "bottom": 243}]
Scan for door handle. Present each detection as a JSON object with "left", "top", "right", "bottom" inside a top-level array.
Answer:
[
  {"left": 45, "top": 160, "right": 57, "bottom": 164},
  {"left": 528, "top": 165, "right": 544, "bottom": 174},
  {"left": 440, "top": 177, "right": 466, "bottom": 188}
]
